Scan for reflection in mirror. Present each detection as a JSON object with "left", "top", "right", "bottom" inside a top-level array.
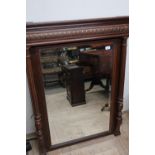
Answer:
[{"left": 39, "top": 42, "right": 113, "bottom": 144}]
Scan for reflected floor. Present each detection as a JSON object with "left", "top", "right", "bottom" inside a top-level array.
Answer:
[{"left": 45, "top": 82, "right": 110, "bottom": 144}]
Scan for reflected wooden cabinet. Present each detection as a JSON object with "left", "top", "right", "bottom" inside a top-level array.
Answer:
[
  {"left": 26, "top": 16, "right": 129, "bottom": 155},
  {"left": 62, "top": 65, "right": 86, "bottom": 106}
]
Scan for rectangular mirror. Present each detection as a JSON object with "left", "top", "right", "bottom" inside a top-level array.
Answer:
[
  {"left": 27, "top": 17, "right": 129, "bottom": 154},
  {"left": 39, "top": 40, "right": 113, "bottom": 145}
]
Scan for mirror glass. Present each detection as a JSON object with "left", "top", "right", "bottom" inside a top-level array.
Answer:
[{"left": 39, "top": 41, "right": 113, "bottom": 145}]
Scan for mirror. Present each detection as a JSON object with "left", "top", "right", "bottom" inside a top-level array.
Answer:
[{"left": 39, "top": 41, "right": 113, "bottom": 145}]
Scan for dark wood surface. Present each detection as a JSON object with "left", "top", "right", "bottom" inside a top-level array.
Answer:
[
  {"left": 114, "top": 38, "right": 128, "bottom": 135},
  {"left": 26, "top": 16, "right": 128, "bottom": 46},
  {"left": 49, "top": 131, "right": 110, "bottom": 151},
  {"left": 79, "top": 50, "right": 112, "bottom": 76},
  {"left": 26, "top": 16, "right": 129, "bottom": 155},
  {"left": 62, "top": 65, "right": 86, "bottom": 106},
  {"left": 79, "top": 50, "right": 112, "bottom": 91},
  {"left": 27, "top": 47, "right": 51, "bottom": 155}
]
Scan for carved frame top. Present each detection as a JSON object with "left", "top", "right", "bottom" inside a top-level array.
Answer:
[{"left": 26, "top": 16, "right": 129, "bottom": 47}]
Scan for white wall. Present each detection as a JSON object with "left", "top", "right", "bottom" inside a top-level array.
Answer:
[
  {"left": 26, "top": 0, "right": 128, "bottom": 22},
  {"left": 26, "top": 0, "right": 129, "bottom": 134}
]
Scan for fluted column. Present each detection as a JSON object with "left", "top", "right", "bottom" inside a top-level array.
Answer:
[{"left": 26, "top": 47, "right": 46, "bottom": 155}]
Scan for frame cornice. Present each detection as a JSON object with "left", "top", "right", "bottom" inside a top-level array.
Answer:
[{"left": 26, "top": 16, "right": 129, "bottom": 46}]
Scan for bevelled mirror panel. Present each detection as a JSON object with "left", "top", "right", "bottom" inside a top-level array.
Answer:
[{"left": 39, "top": 41, "right": 113, "bottom": 145}]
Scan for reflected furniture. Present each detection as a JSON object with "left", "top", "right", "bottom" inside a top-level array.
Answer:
[
  {"left": 40, "top": 48, "right": 76, "bottom": 88},
  {"left": 79, "top": 50, "right": 112, "bottom": 91},
  {"left": 26, "top": 16, "right": 129, "bottom": 155},
  {"left": 79, "top": 50, "right": 112, "bottom": 111},
  {"left": 62, "top": 65, "right": 86, "bottom": 106}
]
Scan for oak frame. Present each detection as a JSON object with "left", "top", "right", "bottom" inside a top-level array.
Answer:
[{"left": 26, "top": 16, "right": 129, "bottom": 155}]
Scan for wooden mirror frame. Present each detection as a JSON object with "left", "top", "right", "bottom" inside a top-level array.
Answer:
[{"left": 26, "top": 16, "right": 129, "bottom": 155}]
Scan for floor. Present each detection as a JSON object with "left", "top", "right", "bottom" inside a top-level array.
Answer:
[
  {"left": 45, "top": 82, "right": 110, "bottom": 144},
  {"left": 27, "top": 112, "right": 129, "bottom": 155}
]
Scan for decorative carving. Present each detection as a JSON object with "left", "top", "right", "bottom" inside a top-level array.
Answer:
[
  {"left": 35, "top": 114, "right": 46, "bottom": 155},
  {"left": 27, "top": 24, "right": 128, "bottom": 42},
  {"left": 114, "top": 98, "right": 123, "bottom": 135}
]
